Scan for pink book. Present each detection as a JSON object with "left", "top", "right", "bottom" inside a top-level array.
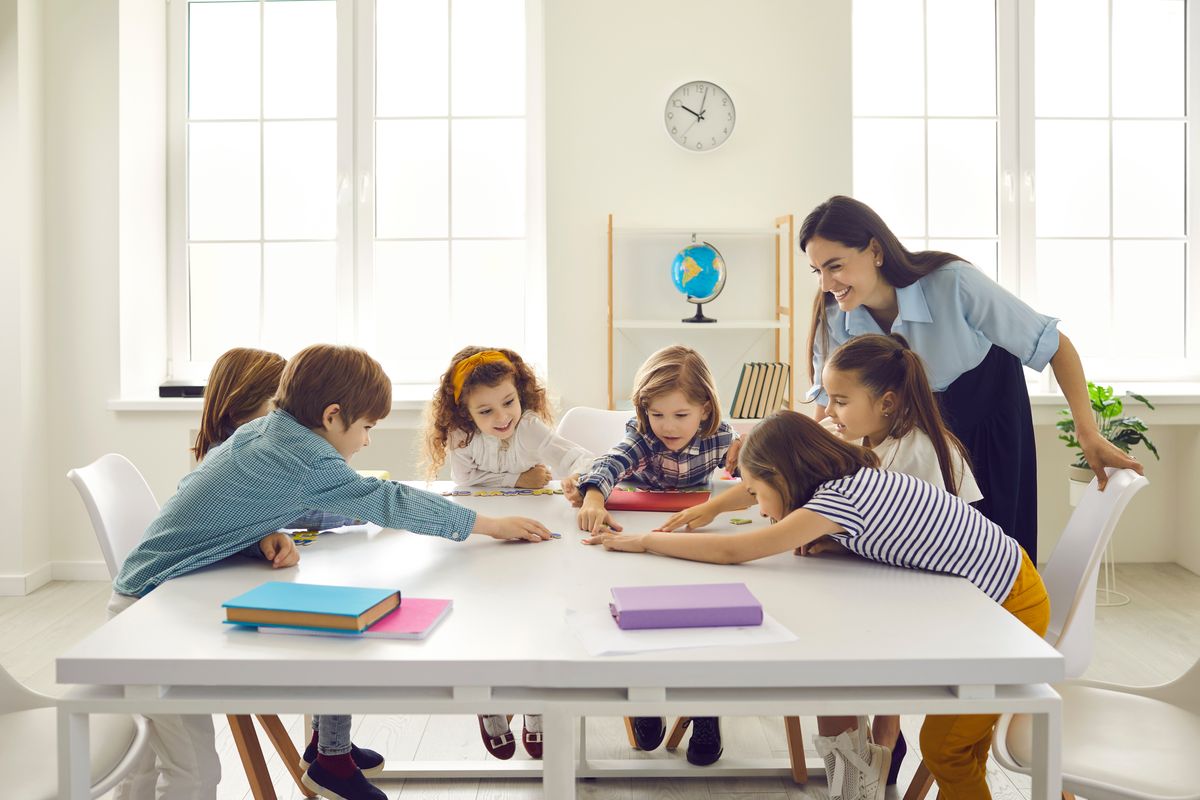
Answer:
[
  {"left": 249, "top": 598, "right": 453, "bottom": 640},
  {"left": 609, "top": 583, "right": 763, "bottom": 630},
  {"left": 604, "top": 486, "right": 711, "bottom": 512}
]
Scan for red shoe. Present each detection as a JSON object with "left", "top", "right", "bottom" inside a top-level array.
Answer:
[
  {"left": 477, "top": 715, "right": 516, "bottom": 760},
  {"left": 522, "top": 716, "right": 543, "bottom": 759}
]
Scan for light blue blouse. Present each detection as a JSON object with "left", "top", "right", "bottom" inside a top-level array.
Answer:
[{"left": 807, "top": 261, "right": 1060, "bottom": 407}]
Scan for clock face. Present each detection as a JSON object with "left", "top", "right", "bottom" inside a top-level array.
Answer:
[{"left": 664, "top": 81, "right": 735, "bottom": 152}]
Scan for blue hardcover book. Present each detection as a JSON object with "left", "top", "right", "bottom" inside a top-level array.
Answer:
[{"left": 223, "top": 582, "right": 400, "bottom": 632}]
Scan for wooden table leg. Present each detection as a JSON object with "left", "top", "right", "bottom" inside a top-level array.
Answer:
[
  {"left": 784, "top": 716, "right": 808, "bottom": 784},
  {"left": 255, "top": 714, "right": 316, "bottom": 798},
  {"left": 228, "top": 715, "right": 277, "bottom": 800}
]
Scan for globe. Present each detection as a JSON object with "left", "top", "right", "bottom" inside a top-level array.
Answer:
[{"left": 670, "top": 241, "right": 726, "bottom": 323}]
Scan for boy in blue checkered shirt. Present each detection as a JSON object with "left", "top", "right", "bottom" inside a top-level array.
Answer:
[{"left": 113, "top": 344, "right": 551, "bottom": 800}]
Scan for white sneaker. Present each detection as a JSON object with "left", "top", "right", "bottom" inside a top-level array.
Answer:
[{"left": 813, "top": 720, "right": 891, "bottom": 800}]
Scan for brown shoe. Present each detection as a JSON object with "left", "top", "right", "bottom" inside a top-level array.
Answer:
[{"left": 477, "top": 714, "right": 516, "bottom": 760}]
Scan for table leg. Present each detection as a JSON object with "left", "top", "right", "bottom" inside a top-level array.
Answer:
[
  {"left": 56, "top": 708, "right": 90, "bottom": 800},
  {"left": 1031, "top": 700, "right": 1063, "bottom": 800},
  {"left": 542, "top": 711, "right": 576, "bottom": 799}
]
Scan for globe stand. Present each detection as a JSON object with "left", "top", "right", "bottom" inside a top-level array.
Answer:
[{"left": 683, "top": 303, "right": 717, "bottom": 323}]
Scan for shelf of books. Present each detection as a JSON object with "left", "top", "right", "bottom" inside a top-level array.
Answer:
[{"left": 606, "top": 214, "right": 797, "bottom": 419}]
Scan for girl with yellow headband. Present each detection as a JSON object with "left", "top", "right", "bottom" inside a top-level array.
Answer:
[{"left": 422, "top": 345, "right": 594, "bottom": 760}]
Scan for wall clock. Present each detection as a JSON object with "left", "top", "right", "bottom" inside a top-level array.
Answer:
[{"left": 664, "top": 80, "right": 735, "bottom": 152}]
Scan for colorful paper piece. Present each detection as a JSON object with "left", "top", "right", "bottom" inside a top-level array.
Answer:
[
  {"left": 730, "top": 518, "right": 752, "bottom": 525},
  {"left": 442, "top": 487, "right": 564, "bottom": 497}
]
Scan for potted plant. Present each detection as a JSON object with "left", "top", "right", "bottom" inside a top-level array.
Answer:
[{"left": 1056, "top": 382, "right": 1159, "bottom": 505}]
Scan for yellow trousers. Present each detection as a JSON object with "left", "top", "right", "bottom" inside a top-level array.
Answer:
[{"left": 919, "top": 548, "right": 1050, "bottom": 800}]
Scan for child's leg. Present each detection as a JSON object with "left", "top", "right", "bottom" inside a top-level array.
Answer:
[
  {"left": 817, "top": 716, "right": 859, "bottom": 737},
  {"left": 144, "top": 713, "right": 221, "bottom": 799},
  {"left": 110, "top": 744, "right": 157, "bottom": 800},
  {"left": 318, "top": 714, "right": 353, "bottom": 757}
]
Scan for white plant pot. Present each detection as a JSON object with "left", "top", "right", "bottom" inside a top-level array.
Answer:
[{"left": 1067, "top": 466, "right": 1094, "bottom": 508}]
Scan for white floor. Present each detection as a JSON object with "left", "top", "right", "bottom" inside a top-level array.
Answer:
[{"left": 4, "top": 563, "right": 1198, "bottom": 799}]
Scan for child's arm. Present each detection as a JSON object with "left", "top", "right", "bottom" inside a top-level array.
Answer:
[
  {"left": 657, "top": 484, "right": 756, "bottom": 532},
  {"left": 258, "top": 532, "right": 300, "bottom": 568},
  {"left": 521, "top": 415, "right": 595, "bottom": 479},
  {"left": 584, "top": 507, "right": 844, "bottom": 564}
]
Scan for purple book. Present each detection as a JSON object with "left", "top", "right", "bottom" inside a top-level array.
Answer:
[{"left": 609, "top": 583, "right": 764, "bottom": 630}]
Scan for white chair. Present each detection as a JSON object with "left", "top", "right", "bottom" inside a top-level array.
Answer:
[
  {"left": 904, "top": 468, "right": 1151, "bottom": 800},
  {"left": 67, "top": 453, "right": 160, "bottom": 579},
  {"left": 68, "top": 453, "right": 312, "bottom": 800},
  {"left": 555, "top": 406, "right": 632, "bottom": 456},
  {"left": 0, "top": 663, "right": 149, "bottom": 799}
]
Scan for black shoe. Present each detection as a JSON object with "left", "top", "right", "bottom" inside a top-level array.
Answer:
[
  {"left": 887, "top": 729, "right": 907, "bottom": 785},
  {"left": 299, "top": 743, "right": 385, "bottom": 777},
  {"left": 301, "top": 760, "right": 388, "bottom": 800},
  {"left": 631, "top": 716, "right": 666, "bottom": 751},
  {"left": 685, "top": 717, "right": 723, "bottom": 766}
]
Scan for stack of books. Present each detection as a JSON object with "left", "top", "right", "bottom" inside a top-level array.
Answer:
[
  {"left": 729, "top": 362, "right": 791, "bottom": 419},
  {"left": 223, "top": 581, "right": 451, "bottom": 640}
]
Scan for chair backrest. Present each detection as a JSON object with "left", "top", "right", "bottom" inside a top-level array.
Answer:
[
  {"left": 67, "top": 454, "right": 161, "bottom": 579},
  {"left": 0, "top": 663, "right": 50, "bottom": 715},
  {"left": 1041, "top": 467, "right": 1148, "bottom": 678},
  {"left": 555, "top": 406, "right": 633, "bottom": 457}
]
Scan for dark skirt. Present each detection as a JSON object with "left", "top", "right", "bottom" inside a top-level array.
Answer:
[{"left": 936, "top": 345, "right": 1038, "bottom": 561}]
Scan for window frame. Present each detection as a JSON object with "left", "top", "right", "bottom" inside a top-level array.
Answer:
[{"left": 165, "top": 0, "right": 547, "bottom": 387}]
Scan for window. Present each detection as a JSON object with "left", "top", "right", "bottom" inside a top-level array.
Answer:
[
  {"left": 852, "top": 0, "right": 1194, "bottom": 383},
  {"left": 168, "top": 0, "right": 545, "bottom": 386}
]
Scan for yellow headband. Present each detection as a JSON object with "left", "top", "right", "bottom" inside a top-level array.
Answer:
[{"left": 452, "top": 350, "right": 512, "bottom": 402}]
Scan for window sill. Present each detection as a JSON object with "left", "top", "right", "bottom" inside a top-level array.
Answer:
[{"left": 1028, "top": 382, "right": 1200, "bottom": 425}]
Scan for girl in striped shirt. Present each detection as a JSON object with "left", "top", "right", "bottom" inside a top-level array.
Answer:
[{"left": 586, "top": 410, "right": 1049, "bottom": 800}]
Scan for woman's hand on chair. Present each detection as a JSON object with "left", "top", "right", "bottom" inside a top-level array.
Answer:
[{"left": 1077, "top": 428, "right": 1144, "bottom": 490}]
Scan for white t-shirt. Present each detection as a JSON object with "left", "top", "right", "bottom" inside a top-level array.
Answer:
[
  {"left": 821, "top": 417, "right": 983, "bottom": 503},
  {"left": 449, "top": 411, "right": 595, "bottom": 487}
]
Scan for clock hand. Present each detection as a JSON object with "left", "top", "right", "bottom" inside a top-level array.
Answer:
[
  {"left": 680, "top": 104, "right": 703, "bottom": 120},
  {"left": 699, "top": 85, "right": 709, "bottom": 115}
]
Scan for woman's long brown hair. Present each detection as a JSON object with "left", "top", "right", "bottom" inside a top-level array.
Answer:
[
  {"left": 738, "top": 410, "right": 879, "bottom": 515},
  {"left": 800, "top": 195, "right": 964, "bottom": 385},
  {"left": 422, "top": 346, "right": 552, "bottom": 478},
  {"left": 827, "top": 334, "right": 972, "bottom": 494},
  {"left": 193, "top": 348, "right": 286, "bottom": 461}
]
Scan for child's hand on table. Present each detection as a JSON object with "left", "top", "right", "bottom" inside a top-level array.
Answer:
[
  {"left": 794, "top": 536, "right": 849, "bottom": 557},
  {"left": 476, "top": 515, "right": 552, "bottom": 542},
  {"left": 582, "top": 530, "right": 647, "bottom": 552},
  {"left": 515, "top": 464, "right": 551, "bottom": 489},
  {"left": 562, "top": 474, "right": 583, "bottom": 505},
  {"left": 259, "top": 532, "right": 300, "bottom": 568},
  {"left": 658, "top": 504, "right": 717, "bottom": 532},
  {"left": 577, "top": 492, "right": 622, "bottom": 535}
]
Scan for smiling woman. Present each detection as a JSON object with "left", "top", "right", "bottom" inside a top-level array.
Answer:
[{"left": 801, "top": 196, "right": 1142, "bottom": 562}]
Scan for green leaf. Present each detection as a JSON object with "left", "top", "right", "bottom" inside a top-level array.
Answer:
[{"left": 1126, "top": 392, "right": 1155, "bottom": 410}]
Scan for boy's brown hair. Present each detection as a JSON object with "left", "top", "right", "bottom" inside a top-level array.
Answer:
[
  {"left": 193, "top": 347, "right": 286, "bottom": 461},
  {"left": 276, "top": 344, "right": 392, "bottom": 429},
  {"left": 739, "top": 410, "right": 878, "bottom": 514},
  {"left": 631, "top": 345, "right": 721, "bottom": 438}
]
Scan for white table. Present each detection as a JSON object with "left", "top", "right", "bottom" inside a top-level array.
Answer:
[{"left": 56, "top": 484, "right": 1063, "bottom": 798}]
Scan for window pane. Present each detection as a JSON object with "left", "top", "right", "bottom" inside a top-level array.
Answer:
[
  {"left": 376, "top": 119, "right": 449, "bottom": 238},
  {"left": 1112, "top": 240, "right": 1184, "bottom": 359},
  {"left": 263, "top": 0, "right": 336, "bottom": 119},
  {"left": 929, "top": 239, "right": 998, "bottom": 282},
  {"left": 451, "top": 0, "right": 524, "bottom": 116},
  {"left": 1035, "top": 239, "right": 1110, "bottom": 359},
  {"left": 263, "top": 121, "right": 337, "bottom": 240},
  {"left": 374, "top": 241, "right": 452, "bottom": 379},
  {"left": 852, "top": 0, "right": 923, "bottom": 116},
  {"left": 451, "top": 119, "right": 525, "bottom": 237},
  {"left": 189, "top": 243, "right": 261, "bottom": 361},
  {"left": 926, "top": 0, "right": 995, "bottom": 116},
  {"left": 1035, "top": 120, "right": 1109, "bottom": 237},
  {"left": 852, "top": 119, "right": 925, "bottom": 237},
  {"left": 451, "top": 240, "right": 526, "bottom": 348},
  {"left": 1112, "top": 121, "right": 1184, "bottom": 238},
  {"left": 189, "top": 1, "right": 259, "bottom": 120},
  {"left": 928, "top": 119, "right": 996, "bottom": 237},
  {"left": 189, "top": 122, "right": 261, "bottom": 240},
  {"left": 377, "top": 0, "right": 448, "bottom": 117},
  {"left": 1112, "top": 0, "right": 1184, "bottom": 118},
  {"left": 1035, "top": 0, "right": 1108, "bottom": 117},
  {"left": 262, "top": 243, "right": 337, "bottom": 357}
]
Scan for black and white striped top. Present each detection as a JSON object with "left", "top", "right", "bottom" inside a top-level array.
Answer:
[{"left": 803, "top": 467, "right": 1021, "bottom": 602}]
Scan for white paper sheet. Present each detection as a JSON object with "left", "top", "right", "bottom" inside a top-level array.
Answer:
[{"left": 565, "top": 608, "right": 798, "bottom": 656}]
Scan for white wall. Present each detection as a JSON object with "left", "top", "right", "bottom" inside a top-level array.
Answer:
[
  {"left": 10, "top": 0, "right": 1193, "bottom": 590},
  {"left": 0, "top": 0, "right": 49, "bottom": 594}
]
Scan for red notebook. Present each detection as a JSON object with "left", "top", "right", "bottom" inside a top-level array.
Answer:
[{"left": 604, "top": 485, "right": 710, "bottom": 512}]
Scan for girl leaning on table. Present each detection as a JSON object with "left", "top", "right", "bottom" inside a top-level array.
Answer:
[
  {"left": 564, "top": 343, "right": 739, "bottom": 766},
  {"left": 665, "top": 332, "right": 983, "bottom": 796},
  {"left": 422, "top": 345, "right": 594, "bottom": 760},
  {"left": 586, "top": 409, "right": 1049, "bottom": 800}
]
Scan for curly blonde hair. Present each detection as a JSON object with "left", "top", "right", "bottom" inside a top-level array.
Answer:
[{"left": 422, "top": 346, "right": 552, "bottom": 478}]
